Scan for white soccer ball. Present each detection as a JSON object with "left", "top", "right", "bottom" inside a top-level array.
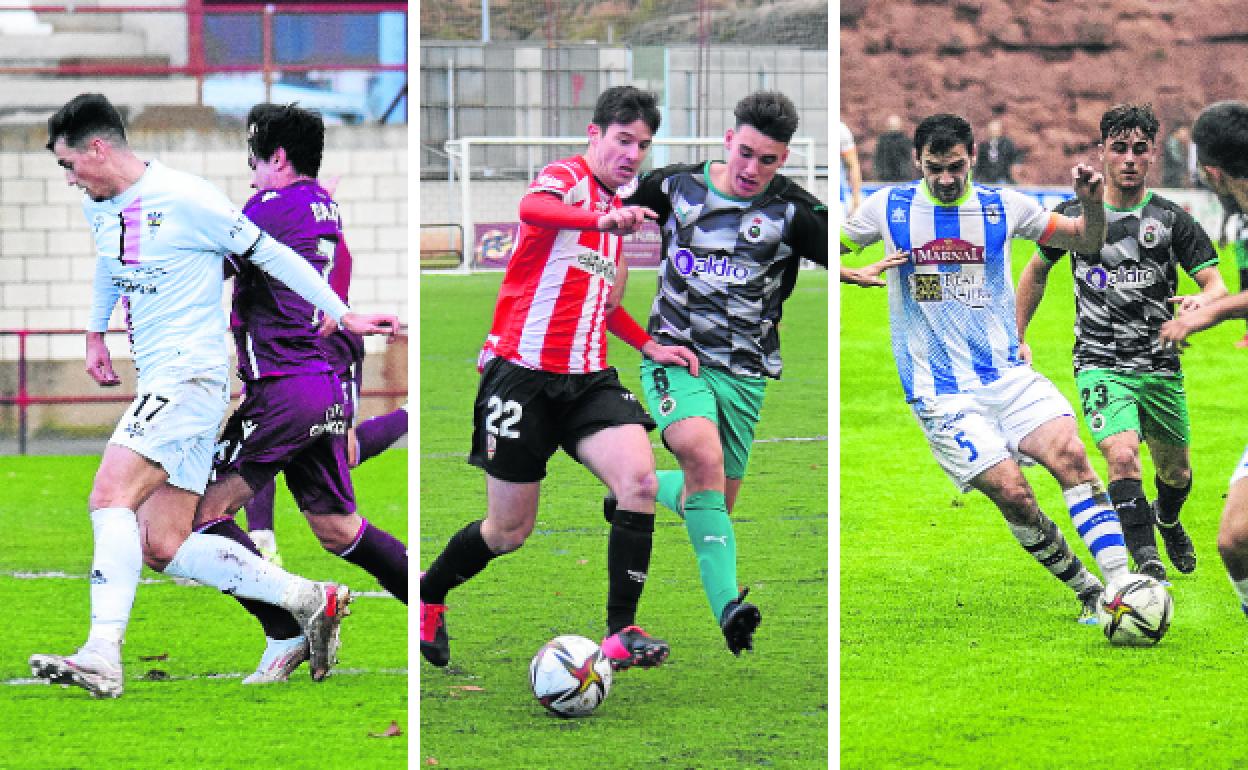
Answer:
[
  {"left": 529, "top": 635, "right": 613, "bottom": 717},
  {"left": 1097, "top": 574, "right": 1173, "bottom": 646}
]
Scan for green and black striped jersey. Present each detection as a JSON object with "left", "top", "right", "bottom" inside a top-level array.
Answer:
[
  {"left": 1038, "top": 192, "right": 1218, "bottom": 375},
  {"left": 626, "top": 162, "right": 828, "bottom": 379}
]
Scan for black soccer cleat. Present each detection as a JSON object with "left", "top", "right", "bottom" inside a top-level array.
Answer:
[
  {"left": 720, "top": 588, "right": 762, "bottom": 656},
  {"left": 1131, "top": 545, "right": 1168, "bottom": 583},
  {"left": 1156, "top": 506, "right": 1196, "bottom": 575}
]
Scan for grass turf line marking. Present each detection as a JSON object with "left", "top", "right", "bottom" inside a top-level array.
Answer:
[{"left": 4, "top": 667, "right": 409, "bottom": 687}]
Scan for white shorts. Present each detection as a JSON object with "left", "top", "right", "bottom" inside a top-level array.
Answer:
[
  {"left": 1229, "top": 444, "right": 1248, "bottom": 486},
  {"left": 910, "top": 366, "right": 1074, "bottom": 492},
  {"left": 108, "top": 368, "right": 230, "bottom": 494}
]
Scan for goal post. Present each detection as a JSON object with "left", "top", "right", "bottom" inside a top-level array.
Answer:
[{"left": 436, "top": 136, "right": 817, "bottom": 272}]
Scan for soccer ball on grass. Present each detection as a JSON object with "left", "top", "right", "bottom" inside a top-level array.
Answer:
[
  {"left": 1097, "top": 574, "right": 1173, "bottom": 646},
  {"left": 529, "top": 635, "right": 613, "bottom": 717}
]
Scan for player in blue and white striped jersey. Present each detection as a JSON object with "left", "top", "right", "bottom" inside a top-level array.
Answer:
[{"left": 842, "top": 112, "right": 1131, "bottom": 623}]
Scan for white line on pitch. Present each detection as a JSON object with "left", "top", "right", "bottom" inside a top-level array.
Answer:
[{"left": 5, "top": 667, "right": 408, "bottom": 687}]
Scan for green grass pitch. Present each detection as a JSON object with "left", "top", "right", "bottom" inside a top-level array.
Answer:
[
  {"left": 0, "top": 452, "right": 408, "bottom": 769},
  {"left": 841, "top": 240, "right": 1248, "bottom": 768},
  {"left": 419, "top": 270, "right": 829, "bottom": 768}
]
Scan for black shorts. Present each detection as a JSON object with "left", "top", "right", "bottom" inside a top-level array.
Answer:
[{"left": 468, "top": 357, "right": 656, "bottom": 483}]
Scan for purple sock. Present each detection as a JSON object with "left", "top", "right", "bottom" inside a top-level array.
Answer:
[
  {"left": 244, "top": 479, "right": 277, "bottom": 532},
  {"left": 338, "top": 518, "right": 408, "bottom": 604},
  {"left": 354, "top": 406, "right": 408, "bottom": 466},
  {"left": 199, "top": 518, "right": 302, "bottom": 639}
]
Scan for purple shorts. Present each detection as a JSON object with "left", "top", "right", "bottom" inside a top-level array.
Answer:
[
  {"left": 321, "top": 329, "right": 365, "bottom": 425},
  {"left": 214, "top": 371, "right": 356, "bottom": 515}
]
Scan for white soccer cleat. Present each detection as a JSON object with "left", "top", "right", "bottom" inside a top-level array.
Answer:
[
  {"left": 29, "top": 645, "right": 124, "bottom": 698},
  {"left": 242, "top": 635, "right": 309, "bottom": 685},
  {"left": 288, "top": 581, "right": 352, "bottom": 681}
]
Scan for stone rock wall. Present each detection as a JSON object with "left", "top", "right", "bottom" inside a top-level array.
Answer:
[{"left": 841, "top": 0, "right": 1248, "bottom": 184}]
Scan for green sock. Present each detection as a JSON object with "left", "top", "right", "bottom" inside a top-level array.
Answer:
[
  {"left": 682, "top": 489, "right": 738, "bottom": 620},
  {"left": 656, "top": 469, "right": 685, "bottom": 515}
]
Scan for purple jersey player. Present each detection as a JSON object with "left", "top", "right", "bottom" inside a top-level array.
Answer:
[
  {"left": 189, "top": 103, "right": 409, "bottom": 685},
  {"left": 241, "top": 200, "right": 409, "bottom": 566}
]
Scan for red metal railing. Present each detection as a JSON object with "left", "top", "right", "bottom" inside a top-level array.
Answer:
[{"left": 0, "top": 328, "right": 408, "bottom": 455}]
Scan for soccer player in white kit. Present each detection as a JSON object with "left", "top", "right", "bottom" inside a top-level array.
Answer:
[
  {"left": 28, "top": 93, "right": 398, "bottom": 697},
  {"left": 841, "top": 112, "right": 1131, "bottom": 622}
]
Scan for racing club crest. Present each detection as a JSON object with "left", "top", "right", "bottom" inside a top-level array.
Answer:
[
  {"left": 1140, "top": 217, "right": 1161, "bottom": 248},
  {"left": 744, "top": 215, "right": 765, "bottom": 243},
  {"left": 984, "top": 202, "right": 1001, "bottom": 225}
]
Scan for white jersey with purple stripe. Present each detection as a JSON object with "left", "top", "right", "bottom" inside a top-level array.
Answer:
[
  {"left": 842, "top": 180, "right": 1058, "bottom": 403},
  {"left": 85, "top": 160, "right": 263, "bottom": 382}
]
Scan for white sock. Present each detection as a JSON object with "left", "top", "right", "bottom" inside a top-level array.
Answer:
[
  {"left": 250, "top": 529, "right": 277, "bottom": 554},
  {"left": 1231, "top": 577, "right": 1248, "bottom": 616},
  {"left": 1063, "top": 481, "right": 1130, "bottom": 583},
  {"left": 85, "top": 507, "right": 141, "bottom": 656},
  {"left": 164, "top": 533, "right": 299, "bottom": 608}
]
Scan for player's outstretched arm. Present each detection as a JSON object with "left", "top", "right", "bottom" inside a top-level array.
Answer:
[
  {"left": 85, "top": 332, "right": 121, "bottom": 387},
  {"left": 605, "top": 305, "right": 699, "bottom": 376},
  {"left": 1015, "top": 252, "right": 1056, "bottom": 364},
  {"left": 596, "top": 205, "right": 658, "bottom": 237},
  {"left": 1159, "top": 291, "right": 1248, "bottom": 348},
  {"left": 1042, "top": 164, "right": 1107, "bottom": 254},
  {"left": 340, "top": 312, "right": 400, "bottom": 338},
  {"left": 641, "top": 341, "right": 700, "bottom": 377},
  {"left": 840, "top": 251, "right": 906, "bottom": 287},
  {"left": 1168, "top": 266, "right": 1229, "bottom": 314},
  {"left": 519, "top": 193, "right": 655, "bottom": 236}
]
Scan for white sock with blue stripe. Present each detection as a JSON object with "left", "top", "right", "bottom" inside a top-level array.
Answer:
[
  {"left": 1230, "top": 577, "right": 1248, "bottom": 618},
  {"left": 1063, "top": 481, "right": 1129, "bottom": 583}
]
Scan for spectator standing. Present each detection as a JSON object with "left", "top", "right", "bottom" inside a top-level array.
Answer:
[
  {"left": 872, "top": 114, "right": 912, "bottom": 183},
  {"left": 974, "top": 118, "right": 1021, "bottom": 184}
]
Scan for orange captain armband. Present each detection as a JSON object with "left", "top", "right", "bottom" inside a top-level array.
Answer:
[
  {"left": 1035, "top": 212, "right": 1060, "bottom": 246},
  {"left": 606, "top": 306, "right": 652, "bottom": 350}
]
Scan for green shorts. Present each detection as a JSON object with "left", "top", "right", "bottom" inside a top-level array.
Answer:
[
  {"left": 1234, "top": 240, "right": 1248, "bottom": 271},
  {"left": 640, "top": 359, "right": 767, "bottom": 480},
  {"left": 1074, "top": 368, "right": 1190, "bottom": 446}
]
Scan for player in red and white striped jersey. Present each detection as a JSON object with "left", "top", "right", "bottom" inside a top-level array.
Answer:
[{"left": 420, "top": 86, "right": 698, "bottom": 672}]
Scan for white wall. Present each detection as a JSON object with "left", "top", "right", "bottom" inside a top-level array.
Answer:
[{"left": 0, "top": 126, "right": 408, "bottom": 362}]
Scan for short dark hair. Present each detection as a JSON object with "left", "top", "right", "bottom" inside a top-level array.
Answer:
[
  {"left": 1193, "top": 100, "right": 1248, "bottom": 179},
  {"left": 1100, "top": 103, "right": 1159, "bottom": 142},
  {"left": 733, "top": 91, "right": 800, "bottom": 143},
  {"left": 46, "top": 93, "right": 126, "bottom": 151},
  {"left": 592, "top": 86, "right": 661, "bottom": 134},
  {"left": 914, "top": 113, "right": 974, "bottom": 156},
  {"left": 247, "top": 103, "right": 325, "bottom": 178}
]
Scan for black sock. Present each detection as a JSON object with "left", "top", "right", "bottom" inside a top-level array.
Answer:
[
  {"left": 606, "top": 509, "right": 655, "bottom": 635},
  {"left": 200, "top": 519, "right": 302, "bottom": 639},
  {"left": 421, "top": 520, "right": 497, "bottom": 605},
  {"left": 1108, "top": 478, "right": 1156, "bottom": 556},
  {"left": 1154, "top": 474, "right": 1192, "bottom": 527}
]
